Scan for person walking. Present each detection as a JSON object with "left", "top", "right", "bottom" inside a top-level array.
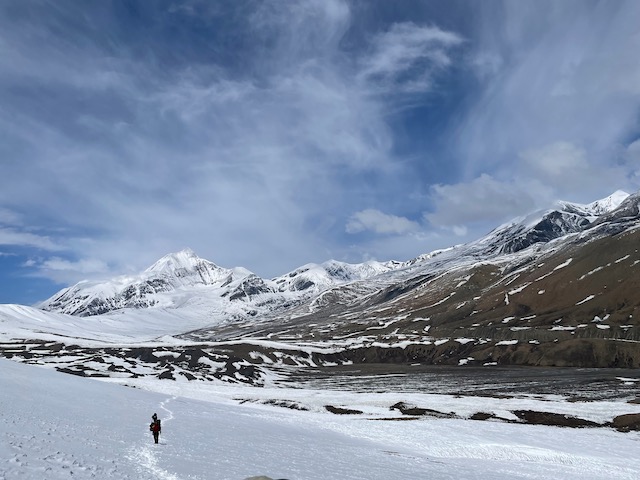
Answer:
[{"left": 149, "top": 413, "right": 161, "bottom": 444}]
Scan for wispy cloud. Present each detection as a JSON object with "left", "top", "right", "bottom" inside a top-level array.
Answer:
[
  {"left": 38, "top": 257, "right": 109, "bottom": 275},
  {"left": 358, "top": 22, "right": 463, "bottom": 94},
  {"left": 0, "top": 0, "right": 410, "bottom": 282},
  {"left": 346, "top": 209, "right": 419, "bottom": 235},
  {"left": 425, "top": 0, "right": 640, "bottom": 237},
  {"left": 426, "top": 174, "right": 536, "bottom": 231},
  {"left": 0, "top": 228, "right": 64, "bottom": 252},
  {"left": 0, "top": 208, "right": 22, "bottom": 226},
  {"left": 0, "top": 0, "right": 638, "bottom": 300},
  {"left": 457, "top": 2, "right": 640, "bottom": 184}
]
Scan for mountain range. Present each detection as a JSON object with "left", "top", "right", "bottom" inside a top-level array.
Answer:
[{"left": 1, "top": 189, "right": 639, "bottom": 383}]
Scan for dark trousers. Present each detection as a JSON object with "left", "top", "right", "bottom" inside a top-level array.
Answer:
[{"left": 153, "top": 432, "right": 159, "bottom": 444}]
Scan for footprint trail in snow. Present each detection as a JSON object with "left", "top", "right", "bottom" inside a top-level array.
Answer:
[{"left": 128, "top": 396, "right": 187, "bottom": 480}]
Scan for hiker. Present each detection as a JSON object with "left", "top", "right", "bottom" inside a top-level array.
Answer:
[{"left": 150, "top": 413, "right": 161, "bottom": 444}]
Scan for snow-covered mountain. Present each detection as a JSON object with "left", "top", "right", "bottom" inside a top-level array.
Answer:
[
  {"left": 274, "top": 259, "right": 400, "bottom": 293},
  {"left": 477, "top": 190, "right": 629, "bottom": 255},
  {"left": 42, "top": 192, "right": 630, "bottom": 320},
  {"left": 39, "top": 248, "right": 401, "bottom": 319},
  {"left": 40, "top": 248, "right": 255, "bottom": 316},
  {"left": 4, "top": 191, "right": 640, "bottom": 480},
  {"left": 3, "top": 189, "right": 639, "bottom": 372}
]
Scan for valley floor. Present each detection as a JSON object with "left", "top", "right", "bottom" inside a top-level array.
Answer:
[{"left": 2, "top": 359, "right": 640, "bottom": 480}]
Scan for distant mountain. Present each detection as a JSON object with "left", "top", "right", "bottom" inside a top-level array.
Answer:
[
  {"left": 179, "top": 190, "right": 640, "bottom": 368},
  {"left": 40, "top": 249, "right": 251, "bottom": 316},
  {"left": 39, "top": 248, "right": 400, "bottom": 318},
  {"left": 479, "top": 190, "right": 629, "bottom": 255},
  {"left": 6, "top": 189, "right": 639, "bottom": 375}
]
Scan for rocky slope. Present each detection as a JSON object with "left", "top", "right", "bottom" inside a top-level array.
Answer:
[
  {"left": 3, "top": 190, "right": 639, "bottom": 379},
  {"left": 180, "top": 190, "right": 640, "bottom": 368}
]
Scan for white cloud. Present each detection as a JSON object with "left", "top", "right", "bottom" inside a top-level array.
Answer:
[
  {"left": 517, "top": 141, "right": 628, "bottom": 196},
  {"left": 358, "top": 22, "right": 463, "bottom": 94},
  {"left": 346, "top": 209, "right": 419, "bottom": 235},
  {"left": 519, "top": 141, "right": 587, "bottom": 182},
  {"left": 426, "top": 174, "right": 537, "bottom": 228},
  {"left": 456, "top": 1, "right": 640, "bottom": 194},
  {"left": 0, "top": 208, "right": 21, "bottom": 226},
  {"left": 0, "top": 228, "right": 63, "bottom": 252},
  {"left": 39, "top": 257, "right": 109, "bottom": 274},
  {"left": 627, "top": 139, "right": 640, "bottom": 161}
]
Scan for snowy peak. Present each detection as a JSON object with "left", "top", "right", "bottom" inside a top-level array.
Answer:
[
  {"left": 273, "top": 259, "right": 395, "bottom": 293},
  {"left": 145, "top": 248, "right": 208, "bottom": 274},
  {"left": 39, "top": 189, "right": 639, "bottom": 320},
  {"left": 477, "top": 190, "right": 631, "bottom": 256},
  {"left": 40, "top": 249, "right": 256, "bottom": 316},
  {"left": 40, "top": 251, "right": 397, "bottom": 318},
  {"left": 586, "top": 190, "right": 629, "bottom": 215},
  {"left": 143, "top": 248, "right": 237, "bottom": 286},
  {"left": 556, "top": 190, "right": 630, "bottom": 217}
]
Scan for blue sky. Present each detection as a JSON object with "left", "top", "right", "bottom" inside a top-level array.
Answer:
[{"left": 1, "top": 0, "right": 640, "bottom": 305}]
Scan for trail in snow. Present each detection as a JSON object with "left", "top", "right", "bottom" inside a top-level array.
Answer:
[
  {"left": 129, "top": 396, "right": 188, "bottom": 480},
  {"left": 160, "top": 396, "right": 176, "bottom": 426}
]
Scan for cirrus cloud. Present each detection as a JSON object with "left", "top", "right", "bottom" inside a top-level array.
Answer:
[
  {"left": 346, "top": 209, "right": 419, "bottom": 235},
  {"left": 358, "top": 22, "right": 464, "bottom": 94}
]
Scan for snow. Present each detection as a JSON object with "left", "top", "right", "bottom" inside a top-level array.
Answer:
[
  {"left": 508, "top": 283, "right": 530, "bottom": 295},
  {"left": 554, "top": 258, "right": 573, "bottom": 270},
  {"left": 580, "top": 266, "right": 605, "bottom": 280},
  {"left": 576, "top": 295, "right": 596, "bottom": 305},
  {"left": 585, "top": 190, "right": 629, "bottom": 214},
  {"left": 2, "top": 190, "right": 640, "bottom": 478},
  {"left": 615, "top": 255, "right": 631, "bottom": 264},
  {"left": 3, "top": 359, "right": 640, "bottom": 480}
]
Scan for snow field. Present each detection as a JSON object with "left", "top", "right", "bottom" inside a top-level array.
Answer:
[{"left": 2, "top": 359, "right": 640, "bottom": 479}]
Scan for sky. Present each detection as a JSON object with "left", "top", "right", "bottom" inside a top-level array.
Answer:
[{"left": 1, "top": 0, "right": 640, "bottom": 305}]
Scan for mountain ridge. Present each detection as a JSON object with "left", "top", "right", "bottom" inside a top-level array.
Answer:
[
  {"left": 3, "top": 189, "right": 638, "bottom": 375},
  {"left": 39, "top": 190, "right": 631, "bottom": 320}
]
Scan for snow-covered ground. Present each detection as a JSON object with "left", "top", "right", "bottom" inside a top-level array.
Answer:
[{"left": 2, "top": 359, "right": 640, "bottom": 480}]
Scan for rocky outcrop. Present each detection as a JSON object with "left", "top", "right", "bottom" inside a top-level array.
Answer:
[
  {"left": 512, "top": 410, "right": 601, "bottom": 428},
  {"left": 612, "top": 413, "right": 640, "bottom": 432},
  {"left": 325, "top": 405, "right": 363, "bottom": 415}
]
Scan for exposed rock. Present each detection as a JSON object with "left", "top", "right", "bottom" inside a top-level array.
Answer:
[
  {"left": 469, "top": 412, "right": 497, "bottom": 421},
  {"left": 243, "top": 477, "right": 290, "bottom": 480},
  {"left": 265, "top": 400, "right": 309, "bottom": 411},
  {"left": 612, "top": 413, "right": 640, "bottom": 432},
  {"left": 512, "top": 410, "right": 602, "bottom": 428},
  {"left": 390, "top": 402, "right": 456, "bottom": 418},
  {"left": 325, "top": 405, "right": 363, "bottom": 415}
]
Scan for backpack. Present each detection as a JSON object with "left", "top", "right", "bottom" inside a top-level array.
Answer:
[{"left": 151, "top": 419, "right": 161, "bottom": 433}]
